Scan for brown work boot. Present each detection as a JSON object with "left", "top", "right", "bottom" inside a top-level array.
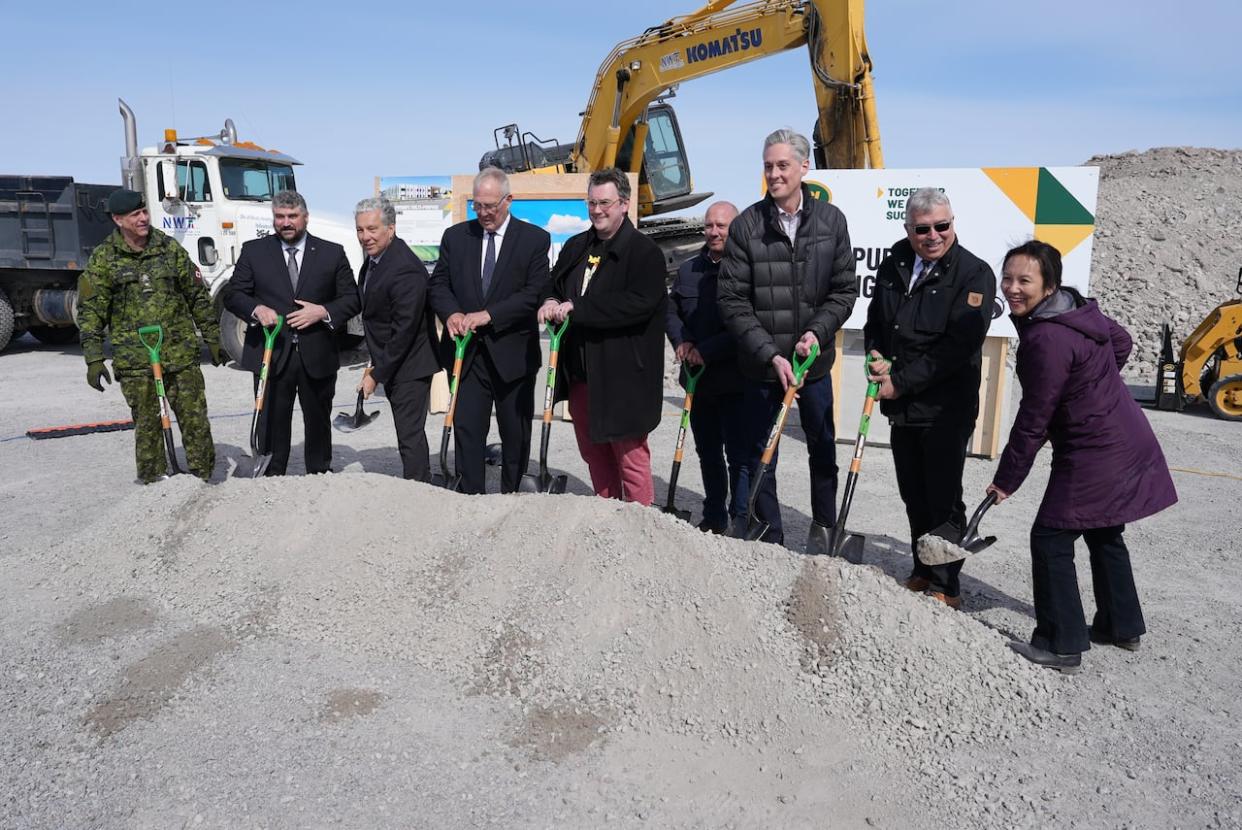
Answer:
[
  {"left": 904, "top": 576, "right": 931, "bottom": 592},
  {"left": 926, "top": 591, "right": 962, "bottom": 610}
]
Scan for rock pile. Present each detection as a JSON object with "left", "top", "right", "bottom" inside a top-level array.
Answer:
[
  {"left": 3, "top": 474, "right": 1061, "bottom": 826},
  {"left": 1088, "top": 146, "right": 1242, "bottom": 381}
]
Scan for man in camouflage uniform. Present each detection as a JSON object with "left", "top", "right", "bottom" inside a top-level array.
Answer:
[{"left": 77, "top": 189, "right": 226, "bottom": 483}]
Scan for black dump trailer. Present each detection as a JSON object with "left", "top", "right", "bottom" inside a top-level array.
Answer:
[{"left": 0, "top": 175, "right": 116, "bottom": 351}]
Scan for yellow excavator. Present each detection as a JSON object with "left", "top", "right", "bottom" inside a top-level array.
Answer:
[
  {"left": 479, "top": 0, "right": 883, "bottom": 271},
  {"left": 1154, "top": 267, "right": 1242, "bottom": 421}
]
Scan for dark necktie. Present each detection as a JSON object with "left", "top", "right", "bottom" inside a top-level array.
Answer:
[
  {"left": 286, "top": 247, "right": 299, "bottom": 292},
  {"left": 481, "top": 231, "right": 496, "bottom": 296}
]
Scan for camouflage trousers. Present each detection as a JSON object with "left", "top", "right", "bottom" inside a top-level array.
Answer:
[{"left": 119, "top": 366, "right": 215, "bottom": 483}]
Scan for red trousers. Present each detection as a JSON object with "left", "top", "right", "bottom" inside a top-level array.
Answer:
[{"left": 568, "top": 381, "right": 654, "bottom": 505}]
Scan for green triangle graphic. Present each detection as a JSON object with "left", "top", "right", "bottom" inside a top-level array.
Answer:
[{"left": 1034, "top": 168, "right": 1094, "bottom": 224}]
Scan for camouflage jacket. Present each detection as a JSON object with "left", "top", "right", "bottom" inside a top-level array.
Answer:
[{"left": 78, "top": 228, "right": 219, "bottom": 376}]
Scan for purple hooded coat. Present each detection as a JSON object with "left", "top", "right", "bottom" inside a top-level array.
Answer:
[{"left": 994, "top": 289, "right": 1177, "bottom": 529}]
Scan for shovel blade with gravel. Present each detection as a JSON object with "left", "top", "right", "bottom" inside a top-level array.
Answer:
[
  {"left": 917, "top": 493, "right": 998, "bottom": 566},
  {"left": 333, "top": 389, "right": 381, "bottom": 433}
]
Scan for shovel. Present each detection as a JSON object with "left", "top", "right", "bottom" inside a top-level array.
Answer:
[
  {"left": 916, "top": 493, "right": 999, "bottom": 566},
  {"left": 823, "top": 354, "right": 883, "bottom": 563},
  {"left": 431, "top": 330, "right": 473, "bottom": 490},
  {"left": 662, "top": 363, "right": 705, "bottom": 521},
  {"left": 136, "top": 324, "right": 184, "bottom": 476},
  {"left": 518, "top": 317, "right": 570, "bottom": 494},
  {"left": 738, "top": 343, "right": 819, "bottom": 542},
  {"left": 248, "top": 316, "right": 283, "bottom": 478},
  {"left": 333, "top": 368, "right": 382, "bottom": 433}
]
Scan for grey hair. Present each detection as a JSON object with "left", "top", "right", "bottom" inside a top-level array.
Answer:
[
  {"left": 354, "top": 196, "right": 396, "bottom": 227},
  {"left": 272, "top": 190, "right": 307, "bottom": 213},
  {"left": 904, "top": 188, "right": 952, "bottom": 226},
  {"left": 763, "top": 128, "right": 811, "bottom": 163},
  {"left": 473, "top": 167, "right": 511, "bottom": 198},
  {"left": 588, "top": 167, "right": 631, "bottom": 201}
]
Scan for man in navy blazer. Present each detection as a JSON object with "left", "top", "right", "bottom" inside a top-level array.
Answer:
[
  {"left": 429, "top": 168, "right": 551, "bottom": 493},
  {"left": 224, "top": 190, "right": 360, "bottom": 475},
  {"left": 354, "top": 197, "right": 441, "bottom": 481}
]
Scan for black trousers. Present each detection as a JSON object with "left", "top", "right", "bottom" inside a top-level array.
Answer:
[
  {"left": 1029, "top": 523, "right": 1146, "bottom": 655},
  {"left": 260, "top": 346, "right": 335, "bottom": 476},
  {"left": 387, "top": 374, "right": 432, "bottom": 482},
  {"left": 453, "top": 348, "right": 535, "bottom": 494},
  {"left": 891, "top": 420, "right": 973, "bottom": 596}
]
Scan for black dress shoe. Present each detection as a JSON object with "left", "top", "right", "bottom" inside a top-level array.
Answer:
[
  {"left": 1089, "top": 626, "right": 1141, "bottom": 652},
  {"left": 1008, "top": 641, "right": 1082, "bottom": 674},
  {"left": 697, "top": 520, "right": 727, "bottom": 535}
]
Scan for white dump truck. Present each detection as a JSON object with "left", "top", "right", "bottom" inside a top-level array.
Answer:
[{"left": 0, "top": 98, "right": 362, "bottom": 357}]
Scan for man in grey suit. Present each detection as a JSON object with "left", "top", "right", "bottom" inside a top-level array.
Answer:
[{"left": 355, "top": 196, "right": 441, "bottom": 480}]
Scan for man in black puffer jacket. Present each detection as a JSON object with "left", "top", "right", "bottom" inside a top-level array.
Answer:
[{"left": 718, "top": 129, "right": 857, "bottom": 550}]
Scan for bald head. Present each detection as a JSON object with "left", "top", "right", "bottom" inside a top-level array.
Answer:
[{"left": 703, "top": 201, "right": 738, "bottom": 259}]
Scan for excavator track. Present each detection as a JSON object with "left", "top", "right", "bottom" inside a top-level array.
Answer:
[{"left": 640, "top": 216, "right": 706, "bottom": 281}]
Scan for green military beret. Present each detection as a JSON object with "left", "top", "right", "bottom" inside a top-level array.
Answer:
[{"left": 107, "top": 189, "right": 146, "bottom": 215}]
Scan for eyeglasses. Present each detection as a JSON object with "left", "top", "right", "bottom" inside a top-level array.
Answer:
[
  {"left": 911, "top": 220, "right": 953, "bottom": 236},
  {"left": 586, "top": 198, "right": 623, "bottom": 210},
  {"left": 473, "top": 197, "right": 509, "bottom": 213}
]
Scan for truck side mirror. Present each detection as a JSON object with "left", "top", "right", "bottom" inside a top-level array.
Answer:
[
  {"left": 198, "top": 237, "right": 219, "bottom": 267},
  {"left": 160, "top": 159, "right": 181, "bottom": 203}
]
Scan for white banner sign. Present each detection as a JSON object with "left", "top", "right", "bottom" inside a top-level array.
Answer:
[{"left": 799, "top": 166, "right": 1099, "bottom": 337}]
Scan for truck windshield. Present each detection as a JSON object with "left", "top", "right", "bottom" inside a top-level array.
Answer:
[{"left": 219, "top": 160, "right": 297, "bottom": 201}]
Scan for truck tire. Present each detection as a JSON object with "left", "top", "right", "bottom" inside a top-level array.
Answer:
[
  {"left": 0, "top": 288, "right": 14, "bottom": 352},
  {"left": 29, "top": 324, "right": 79, "bottom": 346},
  {"left": 219, "top": 307, "right": 248, "bottom": 366}
]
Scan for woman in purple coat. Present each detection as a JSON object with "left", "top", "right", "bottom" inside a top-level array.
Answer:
[{"left": 987, "top": 240, "right": 1176, "bottom": 674}]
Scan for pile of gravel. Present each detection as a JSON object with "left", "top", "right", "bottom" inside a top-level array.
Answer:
[
  {"left": 1089, "top": 146, "right": 1242, "bottom": 381},
  {"left": 3, "top": 474, "right": 1061, "bottom": 826}
]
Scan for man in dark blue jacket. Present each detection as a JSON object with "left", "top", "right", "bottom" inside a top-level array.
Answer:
[{"left": 666, "top": 201, "right": 747, "bottom": 534}]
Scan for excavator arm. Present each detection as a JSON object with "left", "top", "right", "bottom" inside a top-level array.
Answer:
[{"left": 573, "top": 0, "right": 883, "bottom": 188}]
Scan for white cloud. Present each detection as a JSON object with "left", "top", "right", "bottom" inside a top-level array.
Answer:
[{"left": 544, "top": 214, "right": 591, "bottom": 235}]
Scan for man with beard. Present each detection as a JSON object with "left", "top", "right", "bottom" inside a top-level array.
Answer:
[{"left": 225, "top": 190, "right": 360, "bottom": 475}]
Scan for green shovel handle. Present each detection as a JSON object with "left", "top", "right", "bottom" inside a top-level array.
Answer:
[
  {"left": 864, "top": 352, "right": 882, "bottom": 400},
  {"left": 137, "top": 325, "right": 164, "bottom": 363},
  {"left": 453, "top": 329, "right": 474, "bottom": 360},
  {"left": 262, "top": 316, "right": 285, "bottom": 349},
  {"left": 791, "top": 341, "right": 820, "bottom": 386},
  {"left": 545, "top": 316, "right": 571, "bottom": 352},
  {"left": 684, "top": 362, "right": 705, "bottom": 394}
]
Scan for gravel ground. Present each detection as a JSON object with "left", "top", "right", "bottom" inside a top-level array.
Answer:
[{"left": 1, "top": 326, "right": 1240, "bottom": 829}]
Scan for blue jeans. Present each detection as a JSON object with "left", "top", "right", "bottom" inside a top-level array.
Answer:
[
  {"left": 740, "top": 373, "right": 838, "bottom": 543},
  {"left": 689, "top": 391, "right": 750, "bottom": 528}
]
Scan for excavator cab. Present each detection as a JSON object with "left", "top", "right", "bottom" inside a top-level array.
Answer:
[{"left": 615, "top": 103, "right": 710, "bottom": 216}]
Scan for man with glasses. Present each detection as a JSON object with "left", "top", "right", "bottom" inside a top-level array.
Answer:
[
  {"left": 863, "top": 187, "right": 997, "bottom": 609},
  {"left": 429, "top": 167, "right": 551, "bottom": 493},
  {"left": 538, "top": 168, "right": 666, "bottom": 504},
  {"left": 718, "top": 129, "right": 857, "bottom": 552}
]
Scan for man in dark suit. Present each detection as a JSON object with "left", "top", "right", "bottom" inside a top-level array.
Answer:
[
  {"left": 354, "top": 196, "right": 441, "bottom": 481},
  {"left": 428, "top": 168, "right": 551, "bottom": 493},
  {"left": 224, "top": 190, "right": 360, "bottom": 475}
]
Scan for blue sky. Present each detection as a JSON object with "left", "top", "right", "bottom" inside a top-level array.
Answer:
[{"left": 5, "top": 1, "right": 1239, "bottom": 222}]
